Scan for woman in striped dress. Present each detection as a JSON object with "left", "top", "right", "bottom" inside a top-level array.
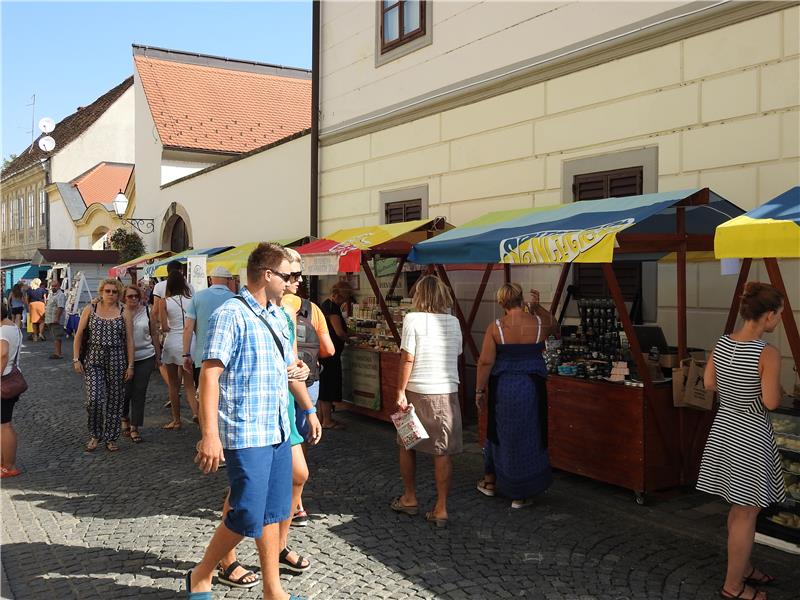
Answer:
[{"left": 697, "top": 282, "right": 785, "bottom": 600}]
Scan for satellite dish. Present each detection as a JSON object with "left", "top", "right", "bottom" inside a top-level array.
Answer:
[
  {"left": 38, "top": 136, "right": 56, "bottom": 152},
  {"left": 38, "top": 117, "right": 55, "bottom": 133}
]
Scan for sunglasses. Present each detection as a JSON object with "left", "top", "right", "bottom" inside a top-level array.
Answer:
[
  {"left": 103, "top": 289, "right": 119, "bottom": 294},
  {"left": 125, "top": 294, "right": 140, "bottom": 300},
  {"left": 267, "top": 270, "right": 302, "bottom": 283}
]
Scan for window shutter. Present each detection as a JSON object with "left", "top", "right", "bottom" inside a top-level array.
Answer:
[{"left": 385, "top": 199, "right": 422, "bottom": 224}]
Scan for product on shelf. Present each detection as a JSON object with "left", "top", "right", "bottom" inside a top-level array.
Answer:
[{"left": 768, "top": 511, "right": 800, "bottom": 529}]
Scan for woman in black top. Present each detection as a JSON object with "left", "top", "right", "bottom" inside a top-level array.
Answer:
[{"left": 318, "top": 282, "right": 352, "bottom": 429}]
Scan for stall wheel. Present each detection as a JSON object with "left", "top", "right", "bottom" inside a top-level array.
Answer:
[{"left": 634, "top": 492, "right": 646, "bottom": 506}]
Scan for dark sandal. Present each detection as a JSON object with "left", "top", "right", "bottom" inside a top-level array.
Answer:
[
  {"left": 105, "top": 442, "right": 119, "bottom": 452},
  {"left": 719, "top": 585, "right": 766, "bottom": 600},
  {"left": 130, "top": 431, "right": 143, "bottom": 444},
  {"left": 744, "top": 568, "right": 775, "bottom": 586},
  {"left": 217, "top": 560, "right": 259, "bottom": 589},
  {"left": 279, "top": 547, "right": 310, "bottom": 573},
  {"left": 425, "top": 511, "right": 448, "bottom": 528},
  {"left": 390, "top": 496, "right": 419, "bottom": 516}
]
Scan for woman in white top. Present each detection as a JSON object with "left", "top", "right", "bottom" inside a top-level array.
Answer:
[
  {"left": 122, "top": 285, "right": 161, "bottom": 443},
  {"left": 390, "top": 275, "right": 462, "bottom": 528},
  {"left": 1, "top": 300, "right": 24, "bottom": 478},
  {"left": 158, "top": 271, "right": 198, "bottom": 430}
]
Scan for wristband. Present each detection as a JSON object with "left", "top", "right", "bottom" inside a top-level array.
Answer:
[{"left": 303, "top": 407, "right": 317, "bottom": 416}]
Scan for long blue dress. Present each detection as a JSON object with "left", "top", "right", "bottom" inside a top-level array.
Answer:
[{"left": 485, "top": 340, "right": 552, "bottom": 499}]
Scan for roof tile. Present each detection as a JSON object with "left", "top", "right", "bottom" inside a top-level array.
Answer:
[{"left": 71, "top": 162, "right": 134, "bottom": 206}]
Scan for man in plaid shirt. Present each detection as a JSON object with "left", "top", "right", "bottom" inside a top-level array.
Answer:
[{"left": 187, "top": 242, "right": 321, "bottom": 600}]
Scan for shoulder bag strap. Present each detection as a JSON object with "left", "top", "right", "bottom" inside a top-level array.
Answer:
[
  {"left": 12, "top": 328, "right": 23, "bottom": 368},
  {"left": 234, "top": 296, "right": 284, "bottom": 358}
]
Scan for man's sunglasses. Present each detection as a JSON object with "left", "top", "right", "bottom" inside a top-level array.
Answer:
[{"left": 268, "top": 270, "right": 302, "bottom": 283}]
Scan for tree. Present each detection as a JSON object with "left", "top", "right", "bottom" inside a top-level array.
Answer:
[
  {"left": 109, "top": 227, "right": 145, "bottom": 263},
  {"left": 2, "top": 153, "right": 19, "bottom": 170}
]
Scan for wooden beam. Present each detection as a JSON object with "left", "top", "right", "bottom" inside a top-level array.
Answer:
[
  {"left": 764, "top": 258, "right": 800, "bottom": 373},
  {"left": 360, "top": 255, "right": 401, "bottom": 346},
  {"left": 550, "top": 264, "right": 571, "bottom": 316},
  {"left": 677, "top": 206, "right": 687, "bottom": 360},
  {"left": 466, "top": 264, "right": 493, "bottom": 330},
  {"left": 603, "top": 263, "right": 653, "bottom": 390},
  {"left": 724, "top": 258, "right": 752, "bottom": 334},
  {"left": 503, "top": 263, "right": 511, "bottom": 284},
  {"left": 436, "top": 264, "right": 481, "bottom": 362},
  {"left": 387, "top": 256, "right": 407, "bottom": 298}
]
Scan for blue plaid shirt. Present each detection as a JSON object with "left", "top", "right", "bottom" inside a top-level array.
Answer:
[{"left": 203, "top": 287, "right": 294, "bottom": 449}]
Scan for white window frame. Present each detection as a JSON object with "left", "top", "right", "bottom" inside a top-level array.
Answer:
[
  {"left": 16, "top": 197, "right": 23, "bottom": 230},
  {"left": 27, "top": 193, "right": 35, "bottom": 229},
  {"left": 39, "top": 189, "right": 47, "bottom": 227}
]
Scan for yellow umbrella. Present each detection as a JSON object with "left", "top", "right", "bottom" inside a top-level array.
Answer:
[{"left": 206, "top": 239, "right": 299, "bottom": 275}]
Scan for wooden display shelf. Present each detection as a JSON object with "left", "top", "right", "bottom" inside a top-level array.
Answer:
[{"left": 341, "top": 349, "right": 401, "bottom": 423}]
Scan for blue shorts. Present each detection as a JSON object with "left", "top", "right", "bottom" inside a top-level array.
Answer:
[
  {"left": 295, "top": 380, "right": 319, "bottom": 438},
  {"left": 223, "top": 441, "right": 292, "bottom": 538}
]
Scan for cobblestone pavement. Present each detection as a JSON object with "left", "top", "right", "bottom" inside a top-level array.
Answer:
[{"left": 2, "top": 339, "right": 799, "bottom": 600}]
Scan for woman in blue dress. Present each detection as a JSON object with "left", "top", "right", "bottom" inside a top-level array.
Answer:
[{"left": 475, "top": 284, "right": 556, "bottom": 508}]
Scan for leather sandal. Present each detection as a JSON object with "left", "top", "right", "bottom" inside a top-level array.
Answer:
[
  {"left": 217, "top": 560, "right": 259, "bottom": 589},
  {"left": 425, "top": 511, "right": 448, "bottom": 528},
  {"left": 85, "top": 438, "right": 99, "bottom": 452},
  {"left": 744, "top": 568, "right": 775, "bottom": 586},
  {"left": 719, "top": 585, "right": 767, "bottom": 599},
  {"left": 279, "top": 547, "right": 310, "bottom": 573},
  {"left": 390, "top": 496, "right": 419, "bottom": 516}
]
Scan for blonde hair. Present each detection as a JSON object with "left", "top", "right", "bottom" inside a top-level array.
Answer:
[
  {"left": 284, "top": 247, "right": 302, "bottom": 265},
  {"left": 412, "top": 275, "right": 452, "bottom": 314},
  {"left": 97, "top": 278, "right": 123, "bottom": 297},
  {"left": 496, "top": 283, "right": 524, "bottom": 310},
  {"left": 30, "top": 278, "right": 41, "bottom": 290}
]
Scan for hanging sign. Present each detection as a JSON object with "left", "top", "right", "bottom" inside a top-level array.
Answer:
[{"left": 188, "top": 256, "right": 208, "bottom": 291}]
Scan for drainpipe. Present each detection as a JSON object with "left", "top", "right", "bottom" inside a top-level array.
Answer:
[
  {"left": 43, "top": 158, "right": 51, "bottom": 250},
  {"left": 310, "top": 0, "right": 321, "bottom": 301}
]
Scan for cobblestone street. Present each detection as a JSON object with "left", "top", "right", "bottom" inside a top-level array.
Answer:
[{"left": 1, "top": 339, "right": 798, "bottom": 600}]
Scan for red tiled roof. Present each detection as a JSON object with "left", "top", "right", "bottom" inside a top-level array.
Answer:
[
  {"left": 134, "top": 50, "right": 311, "bottom": 154},
  {"left": 1, "top": 77, "right": 133, "bottom": 181},
  {"left": 72, "top": 162, "right": 134, "bottom": 205}
]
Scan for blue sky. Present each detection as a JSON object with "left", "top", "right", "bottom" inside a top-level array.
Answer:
[{"left": 1, "top": 1, "right": 312, "bottom": 158}]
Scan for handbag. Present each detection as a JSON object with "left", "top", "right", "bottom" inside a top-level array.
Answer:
[{"left": 2, "top": 329, "right": 28, "bottom": 398}]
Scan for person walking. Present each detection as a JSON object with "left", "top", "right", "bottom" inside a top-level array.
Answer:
[
  {"left": 318, "top": 281, "right": 353, "bottom": 429},
  {"left": 26, "top": 278, "right": 47, "bottom": 341},
  {"left": 7, "top": 283, "right": 26, "bottom": 330},
  {"left": 697, "top": 282, "right": 785, "bottom": 600},
  {"left": 475, "top": 284, "right": 557, "bottom": 508},
  {"left": 73, "top": 279, "right": 135, "bottom": 452},
  {"left": 390, "top": 275, "right": 462, "bottom": 528},
  {"left": 1, "top": 300, "right": 25, "bottom": 478},
  {"left": 153, "top": 261, "right": 190, "bottom": 392},
  {"left": 44, "top": 279, "right": 67, "bottom": 359},
  {"left": 188, "top": 242, "right": 321, "bottom": 600},
  {"left": 160, "top": 270, "right": 198, "bottom": 429},
  {"left": 121, "top": 285, "right": 161, "bottom": 444}
]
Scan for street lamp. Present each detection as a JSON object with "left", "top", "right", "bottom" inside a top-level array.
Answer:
[{"left": 112, "top": 190, "right": 155, "bottom": 234}]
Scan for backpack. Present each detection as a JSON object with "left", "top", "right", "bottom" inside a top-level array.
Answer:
[{"left": 296, "top": 298, "right": 321, "bottom": 385}]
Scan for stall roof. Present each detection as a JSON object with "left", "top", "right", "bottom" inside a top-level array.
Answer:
[
  {"left": 109, "top": 250, "right": 174, "bottom": 277},
  {"left": 32, "top": 249, "right": 120, "bottom": 266},
  {"left": 143, "top": 246, "right": 233, "bottom": 278},
  {"left": 715, "top": 186, "right": 800, "bottom": 259},
  {"left": 206, "top": 239, "right": 301, "bottom": 275},
  {"left": 410, "top": 189, "right": 742, "bottom": 265}
]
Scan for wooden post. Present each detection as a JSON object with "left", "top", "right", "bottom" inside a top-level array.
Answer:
[
  {"left": 724, "top": 258, "right": 752, "bottom": 334},
  {"left": 503, "top": 263, "right": 511, "bottom": 284},
  {"left": 360, "top": 255, "right": 401, "bottom": 346},
  {"left": 677, "top": 207, "right": 687, "bottom": 360},
  {"left": 435, "top": 264, "right": 481, "bottom": 362},
  {"left": 764, "top": 258, "right": 800, "bottom": 373},
  {"left": 550, "top": 264, "right": 571, "bottom": 316},
  {"left": 387, "top": 256, "right": 407, "bottom": 298},
  {"left": 466, "top": 264, "right": 493, "bottom": 330},
  {"left": 603, "top": 263, "right": 652, "bottom": 389}
]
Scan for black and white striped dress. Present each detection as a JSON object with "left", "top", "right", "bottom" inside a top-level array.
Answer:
[{"left": 696, "top": 335, "right": 785, "bottom": 507}]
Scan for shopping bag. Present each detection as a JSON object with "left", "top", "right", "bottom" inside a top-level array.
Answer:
[
  {"left": 672, "top": 358, "right": 690, "bottom": 407},
  {"left": 391, "top": 404, "right": 429, "bottom": 450},
  {"left": 682, "top": 359, "right": 715, "bottom": 410}
]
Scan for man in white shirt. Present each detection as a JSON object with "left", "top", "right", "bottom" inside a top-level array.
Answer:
[{"left": 44, "top": 279, "right": 66, "bottom": 359}]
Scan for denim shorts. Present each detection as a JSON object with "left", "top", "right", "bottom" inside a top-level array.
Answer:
[
  {"left": 295, "top": 380, "right": 319, "bottom": 438},
  {"left": 223, "top": 441, "right": 292, "bottom": 538}
]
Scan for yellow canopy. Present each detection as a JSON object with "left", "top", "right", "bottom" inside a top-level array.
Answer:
[
  {"left": 109, "top": 251, "right": 173, "bottom": 277},
  {"left": 325, "top": 218, "right": 447, "bottom": 250},
  {"left": 205, "top": 239, "right": 299, "bottom": 275}
]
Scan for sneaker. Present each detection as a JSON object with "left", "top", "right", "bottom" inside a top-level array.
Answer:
[{"left": 291, "top": 509, "right": 309, "bottom": 527}]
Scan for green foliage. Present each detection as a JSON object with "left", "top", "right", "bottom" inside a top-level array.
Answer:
[
  {"left": 109, "top": 227, "right": 146, "bottom": 263},
  {"left": 2, "top": 153, "right": 19, "bottom": 170}
]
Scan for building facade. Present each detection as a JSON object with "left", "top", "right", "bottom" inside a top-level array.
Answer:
[{"left": 317, "top": 1, "right": 800, "bottom": 386}]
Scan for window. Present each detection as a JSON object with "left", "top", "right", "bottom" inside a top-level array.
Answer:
[
  {"left": 385, "top": 198, "right": 422, "bottom": 223},
  {"left": 27, "top": 193, "right": 35, "bottom": 229},
  {"left": 380, "top": 184, "right": 428, "bottom": 224},
  {"left": 15, "top": 197, "right": 23, "bottom": 230},
  {"left": 381, "top": 0, "right": 425, "bottom": 53},
  {"left": 1, "top": 202, "right": 5, "bottom": 233},
  {"left": 39, "top": 189, "right": 47, "bottom": 227},
  {"left": 572, "top": 166, "right": 644, "bottom": 321}
]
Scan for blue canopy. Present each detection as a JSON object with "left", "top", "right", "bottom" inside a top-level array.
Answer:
[{"left": 410, "top": 188, "right": 742, "bottom": 265}]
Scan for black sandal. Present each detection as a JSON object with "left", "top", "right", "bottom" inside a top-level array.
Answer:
[
  {"left": 719, "top": 585, "right": 766, "bottom": 600},
  {"left": 216, "top": 561, "right": 259, "bottom": 589},
  {"left": 279, "top": 547, "right": 310, "bottom": 573},
  {"left": 744, "top": 568, "right": 775, "bottom": 586}
]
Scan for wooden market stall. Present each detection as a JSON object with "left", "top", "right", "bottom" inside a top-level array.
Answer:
[
  {"left": 410, "top": 188, "right": 745, "bottom": 503},
  {"left": 109, "top": 250, "right": 174, "bottom": 283},
  {"left": 296, "top": 218, "right": 451, "bottom": 422}
]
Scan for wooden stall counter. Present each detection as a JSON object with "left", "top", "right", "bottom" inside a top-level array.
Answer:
[
  {"left": 340, "top": 346, "right": 401, "bottom": 422},
  {"left": 547, "top": 374, "right": 713, "bottom": 503}
]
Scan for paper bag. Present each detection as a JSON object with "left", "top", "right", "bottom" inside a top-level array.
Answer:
[
  {"left": 391, "top": 404, "right": 429, "bottom": 450},
  {"left": 682, "top": 359, "right": 715, "bottom": 410}
]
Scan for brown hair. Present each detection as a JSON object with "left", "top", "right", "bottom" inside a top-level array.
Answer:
[
  {"left": 124, "top": 285, "right": 141, "bottom": 300},
  {"left": 331, "top": 281, "right": 353, "bottom": 301},
  {"left": 246, "top": 242, "right": 291, "bottom": 282},
  {"left": 740, "top": 281, "right": 783, "bottom": 321},
  {"left": 412, "top": 275, "right": 452, "bottom": 314},
  {"left": 496, "top": 283, "right": 524, "bottom": 310}
]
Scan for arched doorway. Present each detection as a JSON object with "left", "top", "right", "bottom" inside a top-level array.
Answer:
[
  {"left": 91, "top": 226, "right": 110, "bottom": 250},
  {"left": 160, "top": 203, "right": 193, "bottom": 253},
  {"left": 169, "top": 217, "right": 190, "bottom": 252}
]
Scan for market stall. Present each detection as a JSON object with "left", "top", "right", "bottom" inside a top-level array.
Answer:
[
  {"left": 296, "top": 218, "right": 451, "bottom": 421},
  {"left": 715, "top": 186, "right": 800, "bottom": 552},
  {"left": 109, "top": 250, "right": 174, "bottom": 282},
  {"left": 142, "top": 246, "right": 233, "bottom": 279},
  {"left": 411, "top": 188, "right": 744, "bottom": 502},
  {"left": 206, "top": 238, "right": 306, "bottom": 285}
]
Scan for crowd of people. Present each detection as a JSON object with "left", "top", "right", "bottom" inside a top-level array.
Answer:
[{"left": 0, "top": 241, "right": 790, "bottom": 600}]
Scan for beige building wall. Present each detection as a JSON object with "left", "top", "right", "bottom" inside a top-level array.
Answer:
[
  {"left": 159, "top": 135, "right": 310, "bottom": 249},
  {"left": 319, "top": 7, "right": 800, "bottom": 386},
  {"left": 133, "top": 73, "right": 166, "bottom": 251},
  {"left": 1, "top": 167, "right": 47, "bottom": 259}
]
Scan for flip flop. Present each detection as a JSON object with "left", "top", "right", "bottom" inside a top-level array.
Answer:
[
  {"left": 217, "top": 560, "right": 259, "bottom": 589},
  {"left": 185, "top": 570, "right": 212, "bottom": 599},
  {"left": 279, "top": 547, "right": 311, "bottom": 573},
  {"left": 425, "top": 511, "right": 448, "bottom": 528},
  {"left": 390, "top": 496, "right": 419, "bottom": 516}
]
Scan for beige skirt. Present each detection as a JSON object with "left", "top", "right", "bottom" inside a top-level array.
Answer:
[{"left": 398, "top": 390, "right": 462, "bottom": 455}]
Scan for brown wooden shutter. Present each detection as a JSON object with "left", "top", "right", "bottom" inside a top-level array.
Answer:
[
  {"left": 385, "top": 199, "right": 422, "bottom": 224},
  {"left": 572, "top": 167, "right": 643, "bottom": 319}
]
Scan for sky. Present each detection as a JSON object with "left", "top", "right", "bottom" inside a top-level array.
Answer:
[{"left": 1, "top": 1, "right": 312, "bottom": 159}]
